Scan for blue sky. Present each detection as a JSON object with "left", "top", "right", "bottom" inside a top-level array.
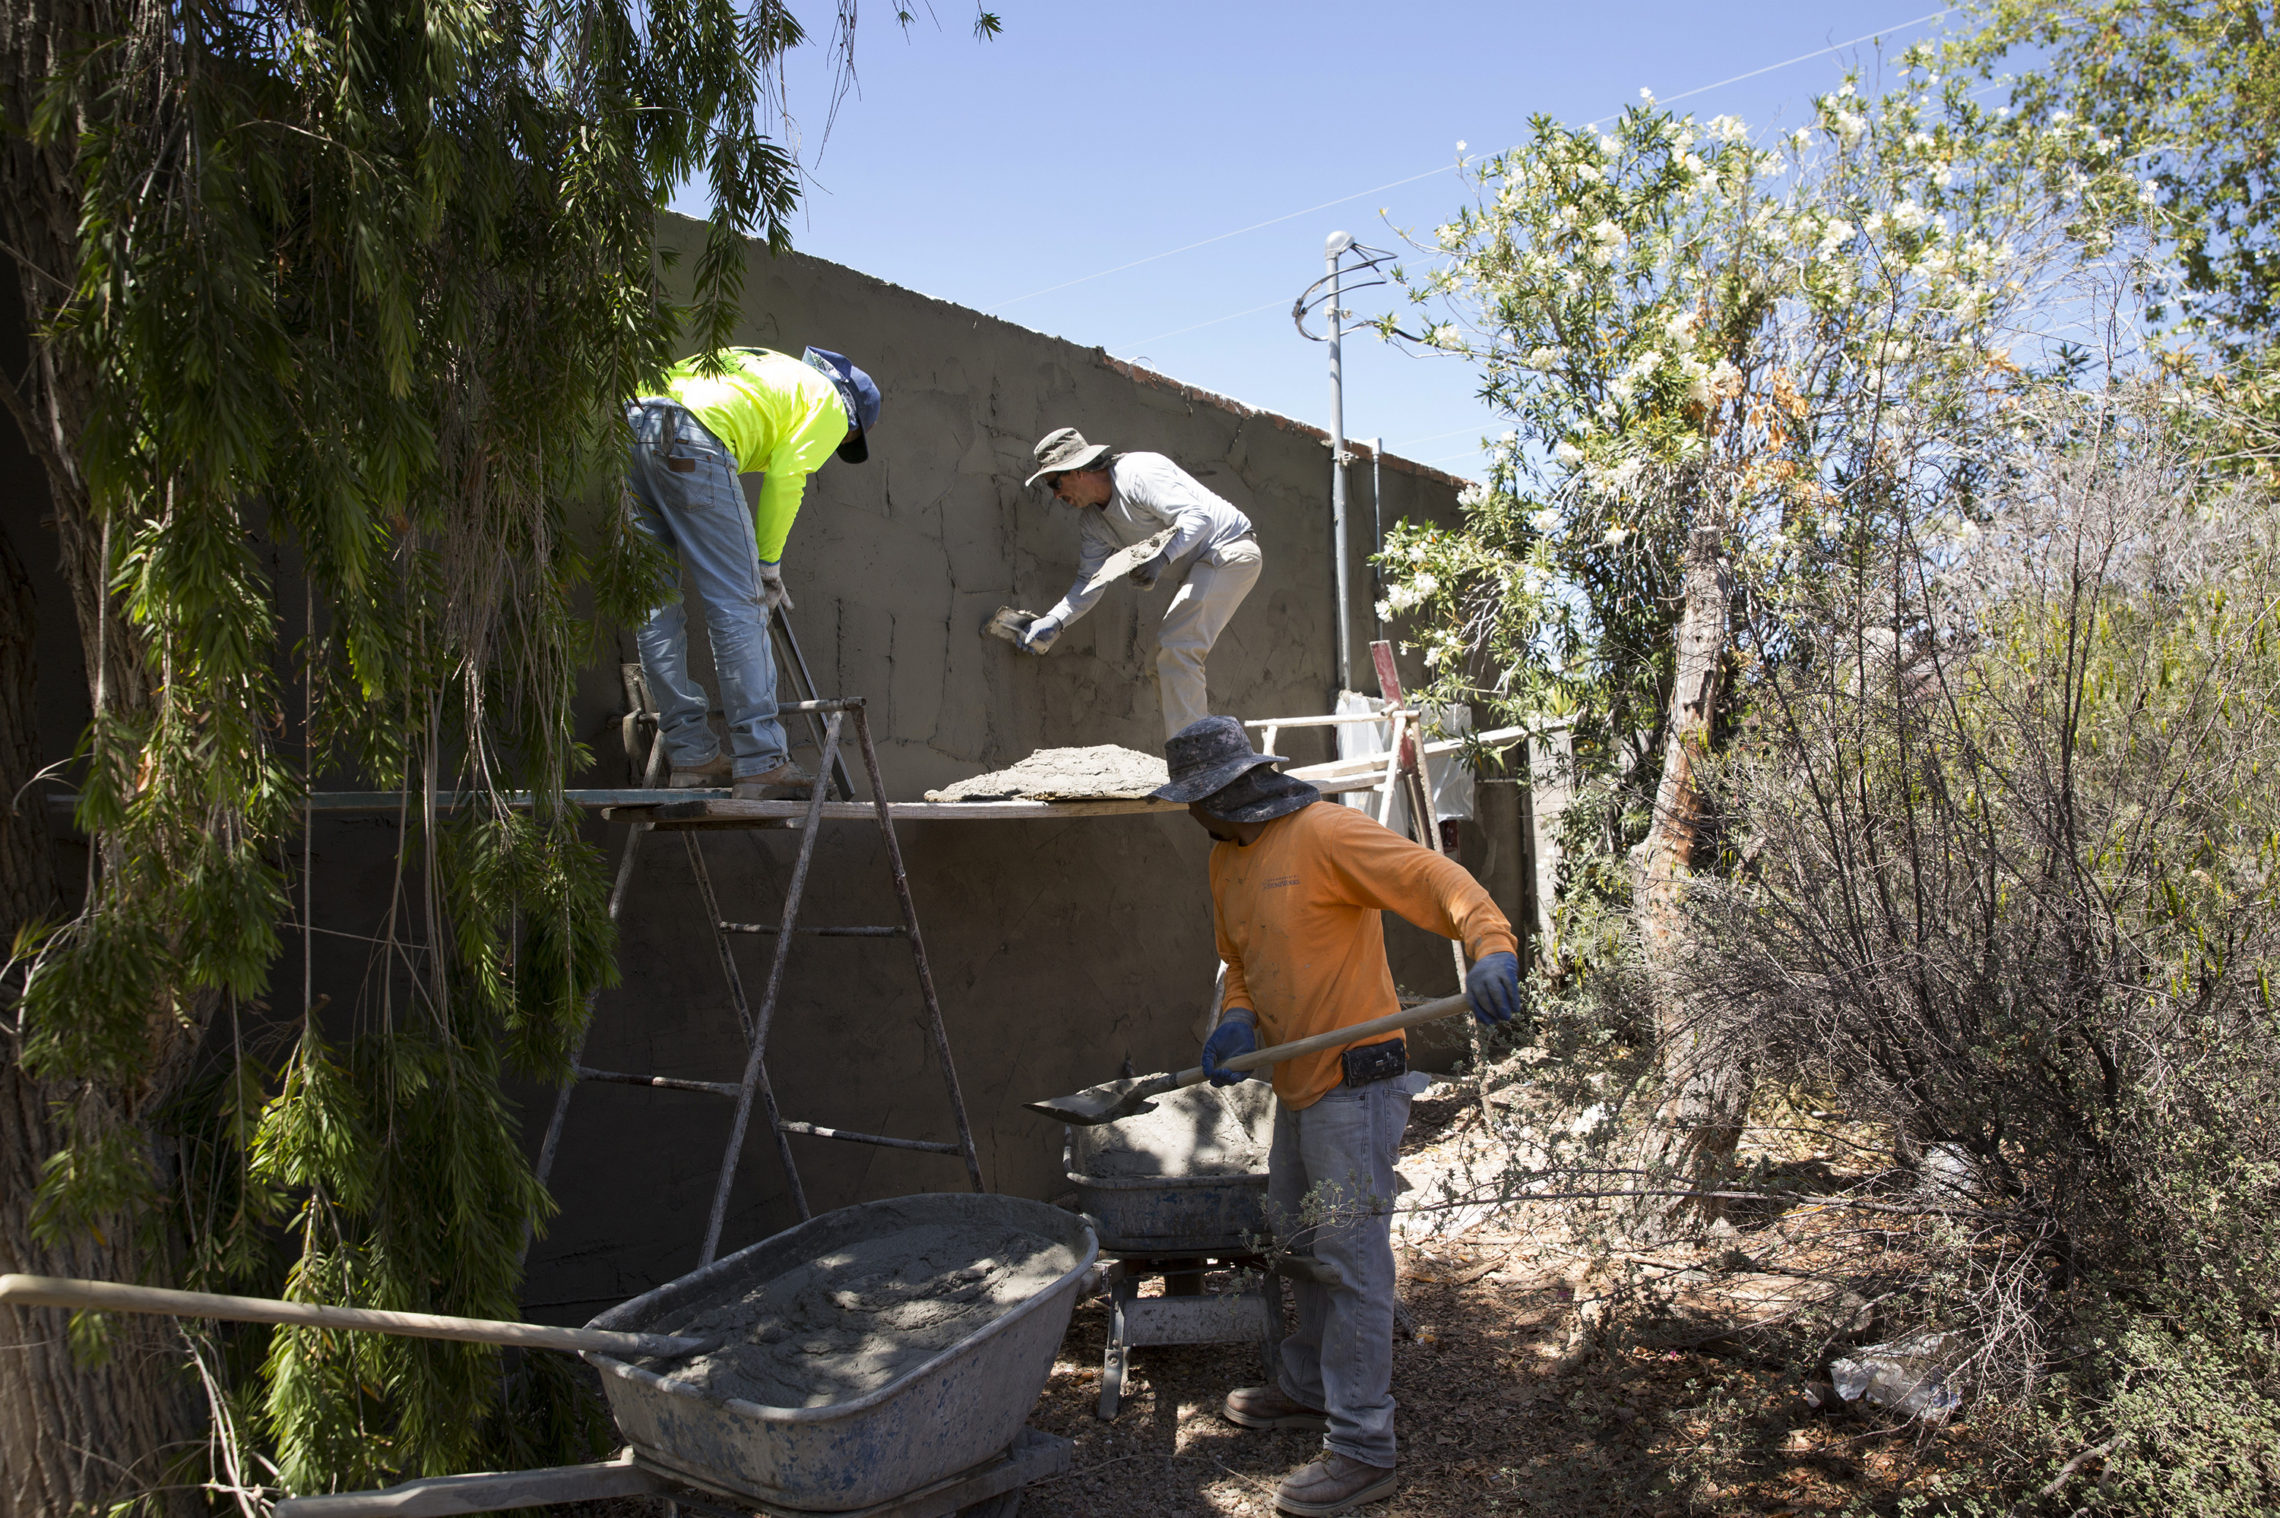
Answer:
[{"left": 682, "top": 3, "right": 1968, "bottom": 479}]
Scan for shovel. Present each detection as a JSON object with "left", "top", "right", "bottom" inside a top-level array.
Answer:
[
  {"left": 0, "top": 1274, "right": 719, "bottom": 1360},
  {"left": 1027, "top": 989, "right": 1473, "bottom": 1126}
]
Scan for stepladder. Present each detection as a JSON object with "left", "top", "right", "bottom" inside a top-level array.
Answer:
[{"left": 532, "top": 615, "right": 986, "bottom": 1269}]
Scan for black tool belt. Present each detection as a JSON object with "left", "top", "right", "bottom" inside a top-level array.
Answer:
[{"left": 1340, "top": 1038, "right": 1408, "bottom": 1088}]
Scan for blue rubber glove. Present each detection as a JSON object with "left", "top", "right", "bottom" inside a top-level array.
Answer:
[
  {"left": 1130, "top": 548, "right": 1172, "bottom": 591},
  {"left": 1017, "top": 613, "right": 1063, "bottom": 654},
  {"left": 1466, "top": 951, "right": 1522, "bottom": 1027},
  {"left": 1201, "top": 1013, "right": 1258, "bottom": 1086}
]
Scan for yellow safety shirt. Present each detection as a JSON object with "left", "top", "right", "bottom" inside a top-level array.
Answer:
[{"left": 663, "top": 349, "right": 851, "bottom": 562}]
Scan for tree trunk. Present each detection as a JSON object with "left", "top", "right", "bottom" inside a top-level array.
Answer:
[
  {"left": 1, "top": 2, "right": 202, "bottom": 1511},
  {"left": 1631, "top": 522, "right": 1751, "bottom": 1236}
]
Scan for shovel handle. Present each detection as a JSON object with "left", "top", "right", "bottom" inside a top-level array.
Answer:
[
  {"left": 1174, "top": 989, "right": 1474, "bottom": 1091},
  {"left": 0, "top": 1274, "right": 711, "bottom": 1360}
]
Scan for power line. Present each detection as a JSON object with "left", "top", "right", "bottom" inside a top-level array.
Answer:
[
  {"left": 1118, "top": 298, "right": 1290, "bottom": 353},
  {"left": 985, "top": 166, "right": 1456, "bottom": 314},
  {"left": 1001, "top": 6, "right": 1963, "bottom": 334},
  {"left": 1585, "top": 7, "right": 1956, "bottom": 128}
]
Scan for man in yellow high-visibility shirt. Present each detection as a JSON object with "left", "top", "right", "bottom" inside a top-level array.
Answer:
[
  {"left": 625, "top": 347, "right": 879, "bottom": 798},
  {"left": 1150, "top": 715, "right": 1522, "bottom": 1517}
]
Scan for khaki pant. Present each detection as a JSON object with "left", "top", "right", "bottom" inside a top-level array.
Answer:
[{"left": 1158, "top": 538, "right": 1263, "bottom": 737}]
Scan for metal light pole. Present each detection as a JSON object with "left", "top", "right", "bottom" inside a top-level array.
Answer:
[
  {"left": 1324, "top": 230, "right": 1353, "bottom": 692},
  {"left": 1295, "top": 233, "right": 1391, "bottom": 699},
  {"left": 1363, "top": 434, "right": 1384, "bottom": 644}
]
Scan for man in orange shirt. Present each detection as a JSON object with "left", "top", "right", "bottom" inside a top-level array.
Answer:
[{"left": 1151, "top": 716, "right": 1521, "bottom": 1516}]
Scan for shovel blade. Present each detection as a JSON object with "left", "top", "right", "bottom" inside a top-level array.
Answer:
[{"left": 1023, "top": 1076, "right": 1165, "bottom": 1127}]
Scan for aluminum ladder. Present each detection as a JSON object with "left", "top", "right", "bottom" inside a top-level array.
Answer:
[{"left": 531, "top": 611, "right": 985, "bottom": 1269}]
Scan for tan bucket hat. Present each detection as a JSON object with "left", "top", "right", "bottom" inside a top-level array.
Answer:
[{"left": 1025, "top": 426, "right": 1112, "bottom": 487}]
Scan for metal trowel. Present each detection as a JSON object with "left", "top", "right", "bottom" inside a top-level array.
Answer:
[{"left": 1027, "top": 990, "right": 1472, "bottom": 1126}]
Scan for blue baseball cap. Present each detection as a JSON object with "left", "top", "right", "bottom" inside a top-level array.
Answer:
[{"left": 803, "top": 347, "right": 880, "bottom": 464}]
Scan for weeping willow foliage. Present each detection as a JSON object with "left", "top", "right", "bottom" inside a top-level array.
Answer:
[{"left": 10, "top": 0, "right": 836, "bottom": 1489}]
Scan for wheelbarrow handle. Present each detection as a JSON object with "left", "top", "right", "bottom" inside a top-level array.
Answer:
[
  {"left": 270, "top": 1451, "right": 666, "bottom": 1517},
  {"left": 0, "top": 1274, "right": 714, "bottom": 1360}
]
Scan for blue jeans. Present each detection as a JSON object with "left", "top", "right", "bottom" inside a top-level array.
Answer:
[
  {"left": 1268, "top": 1076, "right": 1415, "bottom": 1467},
  {"left": 625, "top": 400, "right": 787, "bottom": 778}
]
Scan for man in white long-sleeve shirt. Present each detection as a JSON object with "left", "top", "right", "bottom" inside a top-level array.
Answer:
[{"left": 1018, "top": 427, "right": 1264, "bottom": 736}]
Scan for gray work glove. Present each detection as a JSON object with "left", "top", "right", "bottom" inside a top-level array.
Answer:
[
  {"left": 1130, "top": 548, "right": 1173, "bottom": 591},
  {"left": 759, "top": 562, "right": 794, "bottom": 613},
  {"left": 1017, "top": 613, "right": 1063, "bottom": 654}
]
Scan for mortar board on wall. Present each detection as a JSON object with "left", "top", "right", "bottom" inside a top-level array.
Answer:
[{"left": 803, "top": 347, "right": 880, "bottom": 464}]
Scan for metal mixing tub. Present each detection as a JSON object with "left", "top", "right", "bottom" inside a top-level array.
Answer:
[
  {"left": 1065, "top": 1083, "right": 1273, "bottom": 1253},
  {"left": 583, "top": 1193, "right": 1097, "bottom": 1513}
]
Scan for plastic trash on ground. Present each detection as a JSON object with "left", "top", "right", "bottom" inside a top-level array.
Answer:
[{"left": 1829, "top": 1331, "right": 1962, "bottom": 1417}]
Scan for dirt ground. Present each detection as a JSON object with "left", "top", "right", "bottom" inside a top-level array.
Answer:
[
  {"left": 584, "top": 1087, "right": 1994, "bottom": 1518},
  {"left": 1016, "top": 1087, "right": 1993, "bottom": 1518}
]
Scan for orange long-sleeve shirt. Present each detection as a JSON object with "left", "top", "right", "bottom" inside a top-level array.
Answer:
[{"left": 1210, "top": 801, "right": 1519, "bottom": 1110}]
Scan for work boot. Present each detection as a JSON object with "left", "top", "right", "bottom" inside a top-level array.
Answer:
[
  {"left": 732, "top": 760, "right": 815, "bottom": 800},
  {"left": 668, "top": 751, "right": 732, "bottom": 789},
  {"left": 1221, "top": 1385, "right": 1330, "bottom": 1433},
  {"left": 1274, "top": 1452, "right": 1397, "bottom": 1515}
]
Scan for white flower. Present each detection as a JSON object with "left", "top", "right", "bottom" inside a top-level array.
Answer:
[
  {"left": 2140, "top": 178, "right": 2161, "bottom": 205},
  {"left": 1708, "top": 113, "right": 1748, "bottom": 144},
  {"left": 1608, "top": 373, "right": 1638, "bottom": 403},
  {"left": 1431, "top": 324, "right": 1463, "bottom": 347},
  {"left": 1382, "top": 583, "right": 1422, "bottom": 614},
  {"left": 1407, "top": 542, "right": 1429, "bottom": 563},
  {"left": 1837, "top": 82, "right": 1856, "bottom": 98},
  {"left": 1932, "top": 163, "right": 1955, "bottom": 188},
  {"left": 1816, "top": 217, "right": 1856, "bottom": 259},
  {"left": 1524, "top": 345, "right": 1564, "bottom": 371},
  {"left": 1412, "top": 570, "right": 1441, "bottom": 596},
  {"left": 1639, "top": 86, "right": 1656, "bottom": 104},
  {"left": 1607, "top": 459, "right": 1643, "bottom": 492},
  {"left": 1455, "top": 139, "right": 1468, "bottom": 152},
  {"left": 1373, "top": 598, "right": 1393, "bottom": 622},
  {"left": 1457, "top": 482, "right": 1488, "bottom": 509},
  {"left": 1602, "top": 525, "right": 1632, "bottom": 547},
  {"left": 1864, "top": 211, "right": 1887, "bottom": 236},
  {"left": 1553, "top": 440, "right": 1585, "bottom": 468},
  {"left": 1664, "top": 308, "right": 1700, "bottom": 344},
  {"left": 1681, "top": 152, "right": 1707, "bottom": 178},
  {"left": 1792, "top": 127, "right": 1812, "bottom": 148},
  {"left": 1906, "top": 132, "right": 1935, "bottom": 151},
  {"left": 1595, "top": 399, "right": 1617, "bottom": 421},
  {"left": 1830, "top": 108, "right": 1867, "bottom": 148},
  {"left": 1599, "top": 134, "right": 1620, "bottom": 157},
  {"left": 1530, "top": 508, "right": 1560, "bottom": 534},
  {"left": 1888, "top": 200, "right": 1930, "bottom": 233}
]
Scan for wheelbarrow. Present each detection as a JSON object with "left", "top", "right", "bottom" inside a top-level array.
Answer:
[{"left": 2, "top": 1193, "right": 1099, "bottom": 1517}]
